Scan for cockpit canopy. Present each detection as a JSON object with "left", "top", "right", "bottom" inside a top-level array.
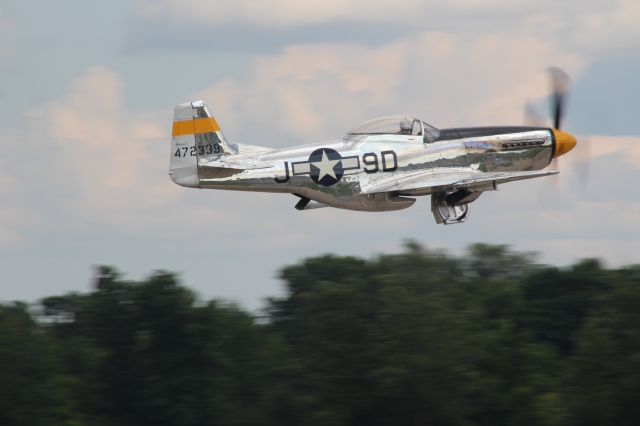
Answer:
[{"left": 346, "top": 115, "right": 440, "bottom": 141}]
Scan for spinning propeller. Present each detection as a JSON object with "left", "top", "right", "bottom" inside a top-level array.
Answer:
[
  {"left": 525, "top": 67, "right": 590, "bottom": 187},
  {"left": 546, "top": 67, "right": 577, "bottom": 160}
]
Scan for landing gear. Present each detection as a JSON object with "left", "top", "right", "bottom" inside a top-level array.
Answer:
[{"left": 430, "top": 190, "right": 481, "bottom": 224}]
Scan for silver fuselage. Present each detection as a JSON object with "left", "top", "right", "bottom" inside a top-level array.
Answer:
[{"left": 195, "top": 127, "right": 554, "bottom": 211}]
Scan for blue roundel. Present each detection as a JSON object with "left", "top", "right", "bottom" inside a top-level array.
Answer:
[{"left": 308, "top": 148, "right": 344, "bottom": 186}]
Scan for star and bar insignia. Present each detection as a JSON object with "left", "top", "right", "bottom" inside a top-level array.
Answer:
[{"left": 291, "top": 148, "right": 360, "bottom": 186}]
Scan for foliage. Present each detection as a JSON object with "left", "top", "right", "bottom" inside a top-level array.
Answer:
[{"left": 0, "top": 244, "right": 639, "bottom": 425}]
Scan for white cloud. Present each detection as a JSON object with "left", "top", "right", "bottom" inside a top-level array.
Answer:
[
  {"left": 187, "top": 30, "right": 640, "bottom": 266},
  {"left": 32, "top": 33, "right": 637, "bottom": 256},
  {"left": 580, "top": 135, "right": 640, "bottom": 167},
  {"left": 571, "top": 0, "right": 640, "bottom": 52},
  {"left": 37, "top": 67, "right": 178, "bottom": 231},
  {"left": 202, "top": 40, "right": 411, "bottom": 141},
  {"left": 2, "top": 0, "right": 637, "bottom": 308},
  {"left": 139, "top": 0, "right": 580, "bottom": 27},
  {"left": 198, "top": 31, "right": 584, "bottom": 145},
  {"left": 137, "top": 0, "right": 640, "bottom": 54},
  {"left": 140, "top": 0, "right": 424, "bottom": 27},
  {"left": 38, "top": 66, "right": 396, "bottom": 241}
]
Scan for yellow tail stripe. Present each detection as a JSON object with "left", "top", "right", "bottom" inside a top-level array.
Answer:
[{"left": 172, "top": 117, "right": 221, "bottom": 136}]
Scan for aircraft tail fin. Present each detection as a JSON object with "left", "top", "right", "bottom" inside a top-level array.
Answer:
[{"left": 169, "top": 100, "right": 238, "bottom": 187}]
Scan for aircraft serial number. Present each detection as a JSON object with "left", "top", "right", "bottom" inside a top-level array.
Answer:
[{"left": 174, "top": 144, "right": 222, "bottom": 158}]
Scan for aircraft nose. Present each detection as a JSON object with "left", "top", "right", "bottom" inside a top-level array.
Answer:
[{"left": 552, "top": 129, "right": 577, "bottom": 158}]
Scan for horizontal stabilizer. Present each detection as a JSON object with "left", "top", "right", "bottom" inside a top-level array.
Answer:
[{"left": 199, "top": 156, "right": 273, "bottom": 171}]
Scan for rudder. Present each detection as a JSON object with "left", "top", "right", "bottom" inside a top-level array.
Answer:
[{"left": 169, "top": 100, "right": 238, "bottom": 187}]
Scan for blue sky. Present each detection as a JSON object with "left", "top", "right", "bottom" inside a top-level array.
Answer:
[{"left": 1, "top": 0, "right": 639, "bottom": 309}]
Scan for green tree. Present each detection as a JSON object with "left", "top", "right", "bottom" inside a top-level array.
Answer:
[
  {"left": 519, "top": 259, "right": 612, "bottom": 355},
  {"left": 42, "top": 267, "right": 292, "bottom": 426},
  {"left": 2, "top": 244, "right": 638, "bottom": 426},
  {"left": 566, "top": 267, "right": 640, "bottom": 426},
  {"left": 0, "top": 303, "right": 79, "bottom": 426},
  {"left": 268, "top": 244, "right": 569, "bottom": 426}
]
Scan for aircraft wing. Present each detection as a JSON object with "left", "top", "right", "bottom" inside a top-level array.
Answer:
[{"left": 359, "top": 168, "right": 558, "bottom": 194}]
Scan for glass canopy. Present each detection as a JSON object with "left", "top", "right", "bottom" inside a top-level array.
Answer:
[{"left": 347, "top": 115, "right": 440, "bottom": 141}]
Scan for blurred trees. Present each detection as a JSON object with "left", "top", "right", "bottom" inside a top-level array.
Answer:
[
  {"left": 0, "top": 303, "right": 79, "bottom": 426},
  {"left": 0, "top": 244, "right": 638, "bottom": 425},
  {"left": 38, "top": 267, "right": 290, "bottom": 426}
]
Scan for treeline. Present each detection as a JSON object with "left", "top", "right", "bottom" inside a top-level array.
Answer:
[{"left": 1, "top": 243, "right": 640, "bottom": 426}]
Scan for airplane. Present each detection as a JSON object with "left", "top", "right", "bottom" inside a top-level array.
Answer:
[{"left": 169, "top": 68, "right": 577, "bottom": 224}]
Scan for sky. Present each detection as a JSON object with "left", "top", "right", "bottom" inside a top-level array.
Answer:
[{"left": 1, "top": 0, "right": 639, "bottom": 310}]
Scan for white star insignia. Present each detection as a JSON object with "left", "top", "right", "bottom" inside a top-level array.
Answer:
[{"left": 312, "top": 150, "right": 340, "bottom": 180}]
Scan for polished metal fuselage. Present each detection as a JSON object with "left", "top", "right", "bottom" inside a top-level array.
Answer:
[{"left": 196, "top": 127, "right": 555, "bottom": 212}]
